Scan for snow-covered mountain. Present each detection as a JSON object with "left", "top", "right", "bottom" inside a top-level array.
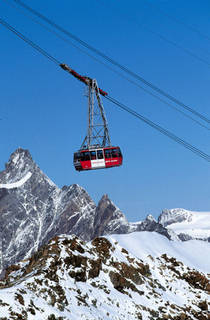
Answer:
[
  {"left": 0, "top": 148, "right": 173, "bottom": 272},
  {"left": 0, "top": 148, "right": 95, "bottom": 271},
  {"left": 158, "top": 208, "right": 210, "bottom": 241},
  {"left": 0, "top": 148, "right": 210, "bottom": 319},
  {"left": 0, "top": 232, "right": 209, "bottom": 320}
]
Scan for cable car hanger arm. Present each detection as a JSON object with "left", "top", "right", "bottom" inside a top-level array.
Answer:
[{"left": 60, "top": 63, "right": 108, "bottom": 97}]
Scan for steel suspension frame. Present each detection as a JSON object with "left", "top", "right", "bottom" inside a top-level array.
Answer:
[{"left": 81, "top": 78, "right": 111, "bottom": 149}]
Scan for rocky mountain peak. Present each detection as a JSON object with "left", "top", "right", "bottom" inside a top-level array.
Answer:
[
  {"left": 7, "top": 148, "right": 33, "bottom": 169},
  {"left": 158, "top": 209, "right": 210, "bottom": 241},
  {"left": 97, "top": 194, "right": 113, "bottom": 210},
  {"left": 158, "top": 208, "right": 193, "bottom": 227},
  {"left": 0, "top": 149, "right": 131, "bottom": 271},
  {"left": 93, "top": 194, "right": 130, "bottom": 238},
  {"left": 0, "top": 148, "right": 200, "bottom": 273},
  {"left": 10, "top": 147, "right": 32, "bottom": 161},
  {"left": 100, "top": 193, "right": 109, "bottom": 201},
  {"left": 1, "top": 148, "right": 36, "bottom": 184},
  {"left": 145, "top": 214, "right": 156, "bottom": 222}
]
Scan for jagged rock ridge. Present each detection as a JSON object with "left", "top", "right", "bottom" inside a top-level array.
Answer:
[
  {"left": 0, "top": 148, "right": 174, "bottom": 272},
  {"left": 158, "top": 208, "right": 210, "bottom": 241},
  {"left": 0, "top": 234, "right": 209, "bottom": 320}
]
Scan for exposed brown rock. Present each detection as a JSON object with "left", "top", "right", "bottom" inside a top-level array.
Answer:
[
  {"left": 69, "top": 269, "right": 87, "bottom": 282},
  {"left": 111, "top": 261, "right": 144, "bottom": 285},
  {"left": 109, "top": 270, "right": 144, "bottom": 294},
  {"left": 198, "top": 300, "right": 208, "bottom": 311},
  {"left": 183, "top": 271, "right": 210, "bottom": 292},
  {"left": 88, "top": 259, "right": 102, "bottom": 279},
  {"left": 4, "top": 264, "right": 21, "bottom": 280},
  {"left": 64, "top": 254, "right": 87, "bottom": 268},
  {"left": 15, "top": 293, "right": 24, "bottom": 306},
  {"left": 92, "top": 237, "right": 112, "bottom": 260},
  {"left": 63, "top": 237, "right": 85, "bottom": 253},
  {"left": 121, "top": 248, "right": 128, "bottom": 255}
]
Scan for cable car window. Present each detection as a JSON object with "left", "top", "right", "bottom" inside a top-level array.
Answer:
[
  {"left": 81, "top": 151, "right": 90, "bottom": 161},
  {"left": 85, "top": 151, "right": 90, "bottom": 161},
  {"left": 90, "top": 151, "right": 96, "bottom": 160},
  {"left": 105, "top": 149, "right": 112, "bottom": 159},
  {"left": 74, "top": 152, "right": 81, "bottom": 161},
  {"left": 111, "top": 148, "right": 118, "bottom": 158},
  {"left": 80, "top": 152, "right": 84, "bottom": 161},
  {"left": 97, "top": 150, "right": 104, "bottom": 159}
]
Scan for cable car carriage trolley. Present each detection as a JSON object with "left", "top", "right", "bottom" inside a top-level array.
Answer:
[
  {"left": 74, "top": 146, "right": 122, "bottom": 171},
  {"left": 60, "top": 64, "right": 123, "bottom": 171}
]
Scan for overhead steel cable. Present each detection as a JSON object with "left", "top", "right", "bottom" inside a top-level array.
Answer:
[
  {"left": 6, "top": 0, "right": 210, "bottom": 125},
  {"left": 1, "top": 0, "right": 114, "bottom": 66},
  {"left": 0, "top": 17, "right": 209, "bottom": 162},
  {"left": 0, "top": 17, "right": 60, "bottom": 65},
  {"left": 143, "top": 0, "right": 210, "bottom": 43},
  {"left": 105, "top": 96, "right": 210, "bottom": 162},
  {"left": 2, "top": 0, "right": 210, "bottom": 132},
  {"left": 137, "top": 24, "right": 210, "bottom": 68},
  {"left": 98, "top": 0, "right": 210, "bottom": 66}
]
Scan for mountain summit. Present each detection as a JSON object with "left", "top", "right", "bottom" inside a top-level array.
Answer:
[
  {"left": 0, "top": 148, "right": 175, "bottom": 272},
  {"left": 158, "top": 208, "right": 210, "bottom": 241}
]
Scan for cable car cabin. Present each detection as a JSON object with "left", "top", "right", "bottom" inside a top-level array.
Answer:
[{"left": 74, "top": 147, "right": 123, "bottom": 171}]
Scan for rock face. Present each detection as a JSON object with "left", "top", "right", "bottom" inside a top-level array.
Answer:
[
  {"left": 158, "top": 208, "right": 210, "bottom": 241},
  {"left": 0, "top": 148, "right": 173, "bottom": 272},
  {"left": 0, "top": 234, "right": 209, "bottom": 320},
  {"left": 132, "top": 214, "right": 179, "bottom": 241},
  {"left": 0, "top": 148, "right": 98, "bottom": 271},
  {"left": 158, "top": 208, "right": 193, "bottom": 227},
  {"left": 93, "top": 194, "right": 130, "bottom": 238}
]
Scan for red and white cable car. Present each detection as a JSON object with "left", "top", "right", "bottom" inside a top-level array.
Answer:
[
  {"left": 74, "top": 146, "right": 123, "bottom": 171},
  {"left": 60, "top": 64, "right": 123, "bottom": 171}
]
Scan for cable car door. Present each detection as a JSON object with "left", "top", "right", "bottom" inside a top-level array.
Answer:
[{"left": 90, "top": 150, "right": 105, "bottom": 169}]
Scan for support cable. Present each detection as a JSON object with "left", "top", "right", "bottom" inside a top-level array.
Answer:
[
  {"left": 2, "top": 0, "right": 210, "bottom": 131},
  {"left": 143, "top": 0, "right": 210, "bottom": 43},
  {"left": 6, "top": 0, "right": 210, "bottom": 125},
  {"left": 0, "top": 17, "right": 60, "bottom": 65},
  {"left": 105, "top": 95, "right": 210, "bottom": 162},
  {"left": 0, "top": 16, "right": 209, "bottom": 162},
  {"left": 100, "top": 0, "right": 210, "bottom": 59}
]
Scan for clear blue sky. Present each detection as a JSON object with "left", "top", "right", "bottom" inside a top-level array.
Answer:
[{"left": 0, "top": 0, "right": 210, "bottom": 221}]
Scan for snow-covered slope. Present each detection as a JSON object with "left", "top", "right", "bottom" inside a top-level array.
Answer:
[
  {"left": 158, "top": 208, "right": 210, "bottom": 241},
  {"left": 0, "top": 171, "right": 32, "bottom": 189},
  {"left": 0, "top": 233, "right": 209, "bottom": 320},
  {"left": 108, "top": 232, "right": 210, "bottom": 273}
]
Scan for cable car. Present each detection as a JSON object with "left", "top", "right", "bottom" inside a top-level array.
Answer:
[
  {"left": 74, "top": 146, "right": 123, "bottom": 171},
  {"left": 65, "top": 66, "right": 123, "bottom": 172}
]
